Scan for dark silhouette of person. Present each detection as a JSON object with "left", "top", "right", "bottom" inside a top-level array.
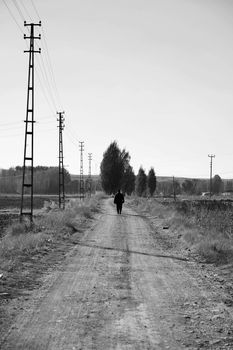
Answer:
[{"left": 114, "top": 189, "right": 125, "bottom": 214}]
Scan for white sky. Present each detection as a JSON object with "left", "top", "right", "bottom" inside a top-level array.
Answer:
[{"left": 1, "top": 0, "right": 233, "bottom": 178}]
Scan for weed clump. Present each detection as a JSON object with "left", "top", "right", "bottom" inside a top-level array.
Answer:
[
  {"left": 8, "top": 222, "right": 26, "bottom": 236},
  {"left": 197, "top": 238, "right": 233, "bottom": 263}
]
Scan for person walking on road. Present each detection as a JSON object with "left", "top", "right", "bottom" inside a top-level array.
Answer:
[{"left": 114, "top": 189, "right": 125, "bottom": 214}]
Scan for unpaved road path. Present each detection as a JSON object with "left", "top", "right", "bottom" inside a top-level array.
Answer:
[{"left": 1, "top": 199, "right": 233, "bottom": 349}]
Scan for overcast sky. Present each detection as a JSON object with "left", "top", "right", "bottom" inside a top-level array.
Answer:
[{"left": 1, "top": 0, "right": 233, "bottom": 178}]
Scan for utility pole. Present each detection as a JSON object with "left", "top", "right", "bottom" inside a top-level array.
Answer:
[
  {"left": 88, "top": 153, "right": 92, "bottom": 197},
  {"left": 208, "top": 154, "right": 215, "bottom": 197},
  {"left": 79, "top": 141, "right": 85, "bottom": 200},
  {"left": 173, "top": 176, "right": 176, "bottom": 201},
  {"left": 20, "top": 21, "right": 41, "bottom": 222},
  {"left": 57, "top": 112, "right": 65, "bottom": 209}
]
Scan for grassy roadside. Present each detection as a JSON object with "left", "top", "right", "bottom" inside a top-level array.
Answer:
[
  {"left": 129, "top": 197, "right": 233, "bottom": 264},
  {"left": 0, "top": 194, "right": 104, "bottom": 290},
  {"left": 0, "top": 194, "right": 105, "bottom": 340}
]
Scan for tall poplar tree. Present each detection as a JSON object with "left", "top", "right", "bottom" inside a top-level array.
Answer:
[
  {"left": 122, "top": 165, "right": 135, "bottom": 195},
  {"left": 135, "top": 167, "right": 147, "bottom": 197},
  {"left": 147, "top": 167, "right": 157, "bottom": 197},
  {"left": 100, "top": 141, "right": 131, "bottom": 194}
]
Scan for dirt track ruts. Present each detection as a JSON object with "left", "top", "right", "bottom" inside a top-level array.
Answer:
[{"left": 1, "top": 198, "right": 233, "bottom": 349}]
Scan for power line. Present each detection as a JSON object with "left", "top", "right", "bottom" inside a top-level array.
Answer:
[
  {"left": 66, "top": 122, "right": 82, "bottom": 144},
  {"left": 2, "top": 0, "right": 24, "bottom": 34},
  {"left": 20, "top": 0, "right": 33, "bottom": 21},
  {"left": 8, "top": 0, "right": 61, "bottom": 111},
  {"left": 25, "top": 0, "right": 63, "bottom": 109},
  {"left": 37, "top": 119, "right": 55, "bottom": 125},
  {"left": 0, "top": 124, "right": 24, "bottom": 131},
  {"left": 41, "top": 27, "right": 63, "bottom": 109},
  {"left": 0, "top": 132, "right": 24, "bottom": 138},
  {"left": 12, "top": 0, "right": 25, "bottom": 22},
  {"left": 37, "top": 53, "right": 58, "bottom": 109},
  {"left": 30, "top": 0, "right": 40, "bottom": 20},
  {"left": 4, "top": 0, "right": 64, "bottom": 118},
  {"left": 0, "top": 120, "right": 22, "bottom": 127},
  {"left": 38, "top": 114, "right": 57, "bottom": 121},
  {"left": 66, "top": 129, "right": 78, "bottom": 144},
  {"left": 2, "top": 0, "right": 57, "bottom": 114},
  {"left": 34, "top": 66, "right": 56, "bottom": 114},
  {"left": 3, "top": 0, "right": 80, "bottom": 173}
]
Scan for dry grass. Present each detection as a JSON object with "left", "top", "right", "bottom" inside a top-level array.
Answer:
[
  {"left": 131, "top": 197, "right": 233, "bottom": 263},
  {"left": 0, "top": 231, "right": 51, "bottom": 259},
  {"left": 0, "top": 196, "right": 101, "bottom": 265}
]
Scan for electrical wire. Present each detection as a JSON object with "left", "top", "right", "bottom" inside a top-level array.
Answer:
[
  {"left": 30, "top": 0, "right": 40, "bottom": 20},
  {"left": 0, "top": 124, "right": 24, "bottom": 131},
  {"left": 0, "top": 120, "right": 22, "bottom": 127},
  {"left": 65, "top": 133, "right": 78, "bottom": 148},
  {"left": 37, "top": 53, "right": 58, "bottom": 110},
  {"left": 26, "top": 0, "right": 63, "bottom": 110},
  {"left": 37, "top": 119, "right": 55, "bottom": 125},
  {"left": 65, "top": 125, "right": 79, "bottom": 145},
  {"left": 2, "top": 0, "right": 24, "bottom": 35},
  {"left": 2, "top": 0, "right": 55, "bottom": 114},
  {"left": 7, "top": 0, "right": 81, "bottom": 147},
  {"left": 11, "top": 0, "right": 25, "bottom": 22},
  {"left": 0, "top": 132, "right": 24, "bottom": 138},
  {"left": 20, "top": 0, "right": 33, "bottom": 21},
  {"left": 41, "top": 27, "right": 63, "bottom": 109},
  {"left": 3, "top": 0, "right": 85, "bottom": 164},
  {"left": 9, "top": 0, "right": 60, "bottom": 112},
  {"left": 35, "top": 66, "right": 56, "bottom": 114}
]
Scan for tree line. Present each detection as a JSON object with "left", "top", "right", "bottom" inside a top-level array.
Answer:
[
  {"left": 0, "top": 166, "right": 101, "bottom": 195},
  {"left": 100, "top": 141, "right": 229, "bottom": 197},
  {"left": 157, "top": 175, "right": 225, "bottom": 196}
]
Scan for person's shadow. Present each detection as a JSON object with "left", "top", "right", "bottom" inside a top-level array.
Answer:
[{"left": 74, "top": 241, "right": 189, "bottom": 262}]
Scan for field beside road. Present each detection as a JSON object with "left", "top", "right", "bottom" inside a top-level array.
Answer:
[
  {"left": 0, "top": 194, "right": 61, "bottom": 210},
  {"left": 131, "top": 197, "right": 233, "bottom": 264}
]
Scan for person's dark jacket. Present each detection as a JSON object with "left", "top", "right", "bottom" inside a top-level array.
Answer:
[{"left": 114, "top": 192, "right": 124, "bottom": 205}]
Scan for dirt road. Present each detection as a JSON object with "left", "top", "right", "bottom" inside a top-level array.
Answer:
[{"left": 1, "top": 199, "right": 233, "bottom": 349}]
